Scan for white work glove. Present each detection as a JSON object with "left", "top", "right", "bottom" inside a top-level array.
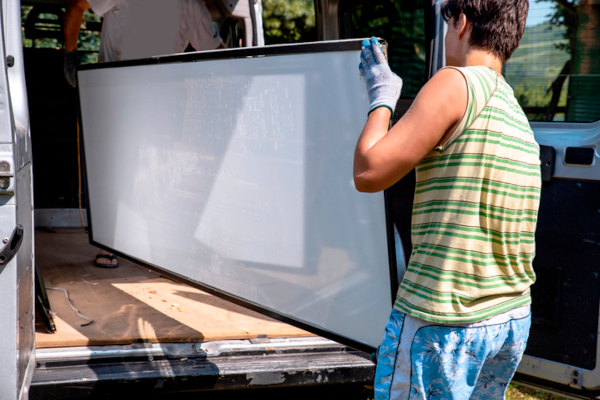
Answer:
[{"left": 359, "top": 37, "right": 403, "bottom": 115}]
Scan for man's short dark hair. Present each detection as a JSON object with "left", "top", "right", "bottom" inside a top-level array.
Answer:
[{"left": 441, "top": 0, "right": 529, "bottom": 63}]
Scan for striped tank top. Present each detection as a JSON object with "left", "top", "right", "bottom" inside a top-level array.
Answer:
[{"left": 394, "top": 66, "right": 542, "bottom": 324}]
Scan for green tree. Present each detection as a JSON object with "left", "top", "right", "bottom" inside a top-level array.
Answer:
[
  {"left": 534, "top": 0, "right": 578, "bottom": 120},
  {"left": 535, "top": 0, "right": 600, "bottom": 122},
  {"left": 21, "top": 6, "right": 100, "bottom": 64},
  {"left": 262, "top": 0, "right": 316, "bottom": 45},
  {"left": 338, "top": 0, "right": 426, "bottom": 99},
  {"left": 537, "top": 0, "right": 579, "bottom": 53}
]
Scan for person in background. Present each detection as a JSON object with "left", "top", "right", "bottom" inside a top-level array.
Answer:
[
  {"left": 63, "top": 0, "right": 224, "bottom": 267},
  {"left": 354, "top": 0, "right": 540, "bottom": 398},
  {"left": 64, "top": 0, "right": 224, "bottom": 82}
]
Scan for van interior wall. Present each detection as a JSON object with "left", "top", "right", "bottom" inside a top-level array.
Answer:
[{"left": 25, "top": 47, "right": 82, "bottom": 211}]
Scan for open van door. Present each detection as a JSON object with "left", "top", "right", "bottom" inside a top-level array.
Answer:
[
  {"left": 77, "top": 40, "right": 399, "bottom": 354},
  {"left": 500, "top": 1, "right": 600, "bottom": 397},
  {"left": 1, "top": 0, "right": 36, "bottom": 399},
  {"left": 332, "top": 1, "right": 600, "bottom": 397}
]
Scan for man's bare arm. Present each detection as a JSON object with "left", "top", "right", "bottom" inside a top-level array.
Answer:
[
  {"left": 63, "top": 0, "right": 91, "bottom": 87},
  {"left": 353, "top": 68, "right": 468, "bottom": 193},
  {"left": 64, "top": 0, "right": 91, "bottom": 51}
]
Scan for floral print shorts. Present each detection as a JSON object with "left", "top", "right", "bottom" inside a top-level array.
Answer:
[{"left": 374, "top": 309, "right": 531, "bottom": 400}]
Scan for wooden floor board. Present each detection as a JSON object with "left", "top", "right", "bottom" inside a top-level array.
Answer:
[{"left": 35, "top": 228, "right": 311, "bottom": 348}]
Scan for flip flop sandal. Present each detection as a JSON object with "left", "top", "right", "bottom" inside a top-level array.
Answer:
[{"left": 95, "top": 254, "right": 119, "bottom": 268}]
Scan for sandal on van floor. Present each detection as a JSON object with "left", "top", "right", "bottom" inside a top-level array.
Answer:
[{"left": 95, "top": 253, "right": 119, "bottom": 268}]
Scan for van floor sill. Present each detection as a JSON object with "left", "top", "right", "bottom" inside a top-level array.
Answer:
[{"left": 31, "top": 339, "right": 375, "bottom": 399}]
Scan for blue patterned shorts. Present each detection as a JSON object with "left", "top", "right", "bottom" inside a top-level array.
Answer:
[{"left": 374, "top": 309, "right": 531, "bottom": 400}]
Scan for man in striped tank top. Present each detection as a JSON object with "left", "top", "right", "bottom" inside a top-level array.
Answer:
[{"left": 355, "top": 1, "right": 539, "bottom": 399}]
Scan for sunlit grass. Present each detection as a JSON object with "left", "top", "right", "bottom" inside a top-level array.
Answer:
[
  {"left": 360, "top": 383, "right": 570, "bottom": 400},
  {"left": 507, "top": 383, "right": 570, "bottom": 400}
]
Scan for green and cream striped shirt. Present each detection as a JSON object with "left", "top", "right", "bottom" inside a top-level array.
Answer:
[{"left": 394, "top": 66, "right": 541, "bottom": 324}]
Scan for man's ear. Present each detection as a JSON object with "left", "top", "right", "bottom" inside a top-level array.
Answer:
[{"left": 457, "top": 13, "right": 470, "bottom": 39}]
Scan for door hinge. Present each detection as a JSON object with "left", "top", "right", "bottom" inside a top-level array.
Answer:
[
  {"left": 0, "top": 160, "right": 14, "bottom": 193},
  {"left": 570, "top": 369, "right": 583, "bottom": 390}
]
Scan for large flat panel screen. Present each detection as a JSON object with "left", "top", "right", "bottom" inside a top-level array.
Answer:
[{"left": 78, "top": 41, "right": 394, "bottom": 351}]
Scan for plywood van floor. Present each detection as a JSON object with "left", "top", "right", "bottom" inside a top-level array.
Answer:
[{"left": 35, "top": 228, "right": 312, "bottom": 348}]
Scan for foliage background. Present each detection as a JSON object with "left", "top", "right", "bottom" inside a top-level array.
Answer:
[
  {"left": 503, "top": 0, "right": 600, "bottom": 122},
  {"left": 262, "top": 0, "right": 316, "bottom": 44},
  {"left": 21, "top": 6, "right": 100, "bottom": 64}
]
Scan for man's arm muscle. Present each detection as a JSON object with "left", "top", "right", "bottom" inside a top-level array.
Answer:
[{"left": 353, "top": 68, "right": 468, "bottom": 193}]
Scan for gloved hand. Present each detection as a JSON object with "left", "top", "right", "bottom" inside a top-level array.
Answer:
[
  {"left": 64, "top": 50, "right": 78, "bottom": 88},
  {"left": 359, "top": 37, "right": 403, "bottom": 115}
]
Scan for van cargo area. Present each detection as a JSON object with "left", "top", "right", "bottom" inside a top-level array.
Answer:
[
  {"left": 31, "top": 227, "right": 375, "bottom": 398},
  {"left": 18, "top": 2, "right": 380, "bottom": 396}
]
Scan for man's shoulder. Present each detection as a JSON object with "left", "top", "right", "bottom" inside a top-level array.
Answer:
[
  {"left": 427, "top": 67, "right": 469, "bottom": 94},
  {"left": 419, "top": 67, "right": 468, "bottom": 115}
]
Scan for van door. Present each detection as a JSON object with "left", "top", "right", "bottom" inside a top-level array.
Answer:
[
  {"left": 78, "top": 40, "right": 397, "bottom": 354},
  {"left": 1, "top": 0, "right": 35, "bottom": 399},
  {"left": 328, "top": 0, "right": 600, "bottom": 397},
  {"left": 500, "top": 1, "right": 600, "bottom": 397}
]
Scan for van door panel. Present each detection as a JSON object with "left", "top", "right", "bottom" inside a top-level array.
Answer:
[
  {"left": 527, "top": 177, "right": 600, "bottom": 370},
  {"left": 0, "top": 1, "right": 35, "bottom": 399},
  {"left": 499, "top": 0, "right": 600, "bottom": 394},
  {"left": 16, "top": 163, "right": 34, "bottom": 400}
]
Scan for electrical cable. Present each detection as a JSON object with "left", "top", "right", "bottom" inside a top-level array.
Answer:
[{"left": 47, "top": 287, "right": 94, "bottom": 326}]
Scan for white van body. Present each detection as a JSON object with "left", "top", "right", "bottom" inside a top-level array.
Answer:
[{"left": 3, "top": 0, "right": 600, "bottom": 399}]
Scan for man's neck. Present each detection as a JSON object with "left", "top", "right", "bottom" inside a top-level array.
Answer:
[{"left": 463, "top": 50, "right": 503, "bottom": 75}]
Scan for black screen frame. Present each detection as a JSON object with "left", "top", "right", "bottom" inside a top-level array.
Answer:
[{"left": 78, "top": 39, "right": 398, "bottom": 354}]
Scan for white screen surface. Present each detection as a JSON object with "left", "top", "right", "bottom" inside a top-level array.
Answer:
[{"left": 79, "top": 47, "right": 393, "bottom": 349}]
